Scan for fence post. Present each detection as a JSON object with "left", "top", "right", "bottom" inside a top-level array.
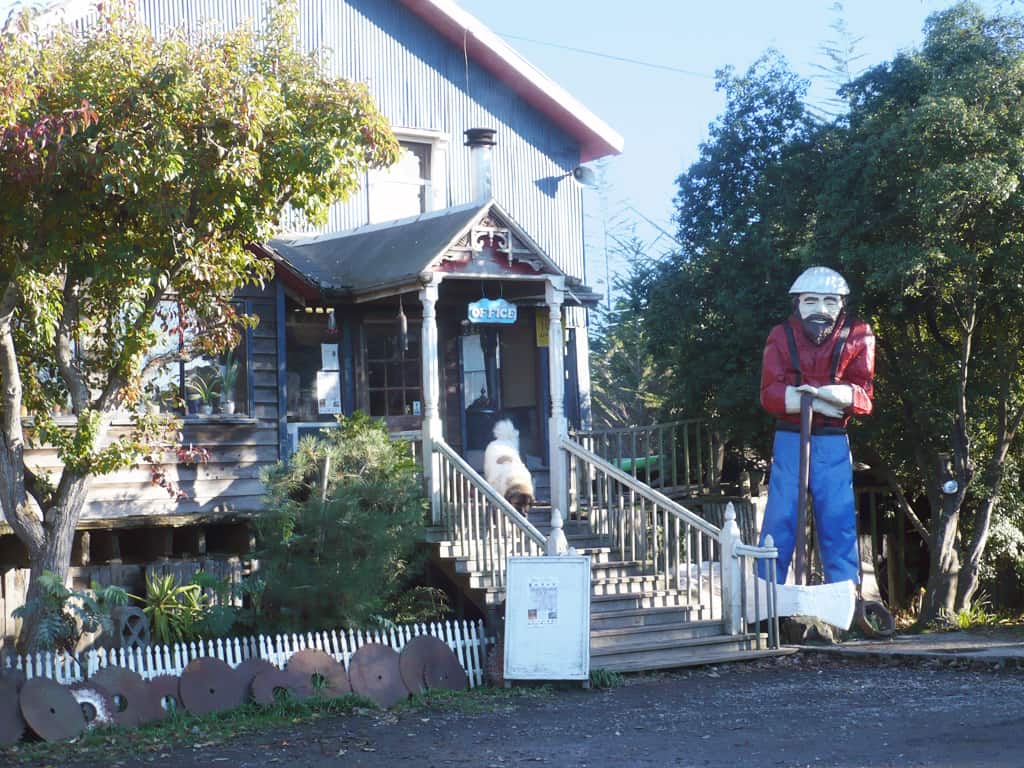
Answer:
[{"left": 720, "top": 502, "right": 743, "bottom": 635}]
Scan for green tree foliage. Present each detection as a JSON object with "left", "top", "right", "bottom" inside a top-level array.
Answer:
[
  {"left": 589, "top": 239, "right": 669, "bottom": 428},
  {"left": 257, "top": 413, "right": 428, "bottom": 631},
  {"left": 0, "top": 1, "right": 397, "bottom": 649},
  {"left": 647, "top": 51, "right": 820, "bottom": 454},
  {"left": 651, "top": 2, "right": 1024, "bottom": 623},
  {"left": 816, "top": 2, "right": 1024, "bottom": 621}
]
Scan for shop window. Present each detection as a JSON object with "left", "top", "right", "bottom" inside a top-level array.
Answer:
[
  {"left": 141, "top": 300, "right": 250, "bottom": 418},
  {"left": 364, "top": 320, "right": 421, "bottom": 419},
  {"left": 285, "top": 307, "right": 344, "bottom": 423}
]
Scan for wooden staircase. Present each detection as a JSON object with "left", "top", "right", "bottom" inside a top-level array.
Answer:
[{"left": 429, "top": 504, "right": 788, "bottom": 674}]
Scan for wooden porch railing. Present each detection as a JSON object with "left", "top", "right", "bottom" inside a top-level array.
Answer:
[
  {"left": 562, "top": 436, "right": 779, "bottom": 645},
  {"left": 433, "top": 439, "right": 546, "bottom": 592},
  {"left": 573, "top": 419, "right": 717, "bottom": 499}
]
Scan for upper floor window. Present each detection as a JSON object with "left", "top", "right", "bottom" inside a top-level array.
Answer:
[{"left": 366, "top": 131, "right": 448, "bottom": 224}]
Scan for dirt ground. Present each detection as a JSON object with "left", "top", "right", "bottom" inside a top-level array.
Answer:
[{"left": 14, "top": 653, "right": 1022, "bottom": 768}]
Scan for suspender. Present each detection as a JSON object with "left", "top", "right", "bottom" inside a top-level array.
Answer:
[
  {"left": 783, "top": 314, "right": 854, "bottom": 385},
  {"left": 783, "top": 322, "right": 802, "bottom": 386},
  {"left": 829, "top": 315, "right": 854, "bottom": 383}
]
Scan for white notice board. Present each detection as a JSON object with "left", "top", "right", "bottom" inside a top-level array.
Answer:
[{"left": 503, "top": 556, "right": 591, "bottom": 681}]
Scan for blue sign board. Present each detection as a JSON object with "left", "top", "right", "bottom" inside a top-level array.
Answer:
[{"left": 468, "top": 298, "right": 518, "bottom": 325}]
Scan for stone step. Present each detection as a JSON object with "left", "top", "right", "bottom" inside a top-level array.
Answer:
[
  {"left": 591, "top": 645, "right": 795, "bottom": 674},
  {"left": 590, "top": 633, "right": 758, "bottom": 669}
]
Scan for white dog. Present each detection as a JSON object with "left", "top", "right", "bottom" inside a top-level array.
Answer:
[{"left": 483, "top": 419, "right": 535, "bottom": 516}]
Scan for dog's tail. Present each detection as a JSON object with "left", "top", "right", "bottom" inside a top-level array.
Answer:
[{"left": 492, "top": 418, "right": 519, "bottom": 448}]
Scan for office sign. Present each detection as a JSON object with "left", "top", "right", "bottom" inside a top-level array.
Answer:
[{"left": 468, "top": 298, "right": 517, "bottom": 325}]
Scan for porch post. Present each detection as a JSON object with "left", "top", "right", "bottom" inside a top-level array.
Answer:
[
  {"left": 420, "top": 273, "right": 443, "bottom": 524},
  {"left": 546, "top": 276, "right": 568, "bottom": 516}
]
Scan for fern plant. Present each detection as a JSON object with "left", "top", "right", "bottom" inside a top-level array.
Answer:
[{"left": 13, "top": 572, "right": 129, "bottom": 653}]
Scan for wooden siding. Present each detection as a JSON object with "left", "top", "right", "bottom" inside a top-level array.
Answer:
[
  {"left": 136, "top": 0, "right": 587, "bottom": 282},
  {"left": 12, "top": 286, "right": 281, "bottom": 530}
]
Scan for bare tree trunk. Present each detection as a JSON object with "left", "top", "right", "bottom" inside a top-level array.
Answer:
[
  {"left": 915, "top": 457, "right": 964, "bottom": 628},
  {"left": 18, "top": 474, "right": 91, "bottom": 652},
  {"left": 954, "top": 494, "right": 996, "bottom": 613}
]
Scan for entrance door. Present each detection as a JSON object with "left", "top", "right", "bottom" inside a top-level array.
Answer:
[{"left": 458, "top": 312, "right": 544, "bottom": 472}]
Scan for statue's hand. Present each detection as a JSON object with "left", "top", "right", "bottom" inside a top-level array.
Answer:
[
  {"left": 811, "top": 398, "right": 845, "bottom": 419},
  {"left": 816, "top": 384, "right": 853, "bottom": 408},
  {"left": 795, "top": 384, "right": 819, "bottom": 397}
]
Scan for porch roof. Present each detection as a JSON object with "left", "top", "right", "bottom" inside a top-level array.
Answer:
[{"left": 262, "top": 201, "right": 601, "bottom": 306}]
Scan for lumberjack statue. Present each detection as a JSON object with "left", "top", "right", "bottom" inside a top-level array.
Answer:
[{"left": 758, "top": 266, "right": 875, "bottom": 588}]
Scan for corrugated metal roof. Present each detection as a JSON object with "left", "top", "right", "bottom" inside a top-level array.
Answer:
[
  {"left": 398, "top": 0, "right": 623, "bottom": 162},
  {"left": 268, "top": 202, "right": 487, "bottom": 294}
]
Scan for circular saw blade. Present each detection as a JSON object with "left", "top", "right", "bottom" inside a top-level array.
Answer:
[
  {"left": 89, "top": 665, "right": 164, "bottom": 727},
  {"left": 19, "top": 677, "right": 86, "bottom": 742},
  {"left": 146, "top": 674, "right": 183, "bottom": 717},
  {"left": 69, "top": 682, "right": 116, "bottom": 728},
  {"left": 234, "top": 658, "right": 277, "bottom": 700},
  {"left": 348, "top": 643, "right": 409, "bottom": 709},
  {"left": 250, "top": 668, "right": 312, "bottom": 706},
  {"left": 423, "top": 654, "right": 467, "bottom": 693},
  {"left": 179, "top": 657, "right": 246, "bottom": 716},
  {"left": 0, "top": 678, "right": 26, "bottom": 746},
  {"left": 399, "top": 636, "right": 466, "bottom": 695},
  {"left": 287, "top": 648, "right": 351, "bottom": 697}
]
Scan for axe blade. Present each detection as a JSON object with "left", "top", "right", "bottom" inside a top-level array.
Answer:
[{"left": 747, "top": 578, "right": 856, "bottom": 630}]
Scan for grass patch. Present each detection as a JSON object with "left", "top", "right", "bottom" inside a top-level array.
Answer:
[
  {"left": 1, "top": 692, "right": 368, "bottom": 768},
  {"left": 588, "top": 668, "right": 622, "bottom": 689}
]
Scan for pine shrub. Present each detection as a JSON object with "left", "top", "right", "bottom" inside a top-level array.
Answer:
[{"left": 256, "top": 413, "right": 428, "bottom": 631}]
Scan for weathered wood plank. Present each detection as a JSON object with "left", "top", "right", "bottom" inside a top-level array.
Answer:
[
  {"left": 80, "top": 495, "right": 265, "bottom": 521},
  {"left": 85, "top": 477, "right": 266, "bottom": 503}
]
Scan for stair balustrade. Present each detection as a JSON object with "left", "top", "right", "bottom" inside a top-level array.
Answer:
[
  {"left": 562, "top": 437, "right": 780, "bottom": 647},
  {"left": 573, "top": 419, "right": 717, "bottom": 498},
  {"left": 433, "top": 439, "right": 547, "bottom": 592}
]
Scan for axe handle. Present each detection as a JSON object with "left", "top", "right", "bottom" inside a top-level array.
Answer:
[{"left": 794, "top": 393, "right": 814, "bottom": 586}]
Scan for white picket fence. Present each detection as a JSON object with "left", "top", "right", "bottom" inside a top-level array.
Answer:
[{"left": 0, "top": 618, "right": 491, "bottom": 689}]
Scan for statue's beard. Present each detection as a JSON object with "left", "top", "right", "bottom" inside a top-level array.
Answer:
[{"left": 800, "top": 313, "right": 837, "bottom": 345}]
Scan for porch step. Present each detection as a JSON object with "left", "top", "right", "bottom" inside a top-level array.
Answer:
[
  {"left": 590, "top": 632, "right": 757, "bottom": 670},
  {"left": 592, "top": 646, "right": 795, "bottom": 674},
  {"left": 590, "top": 620, "right": 724, "bottom": 650},
  {"left": 590, "top": 591, "right": 697, "bottom": 612},
  {"left": 590, "top": 606, "right": 699, "bottom": 631}
]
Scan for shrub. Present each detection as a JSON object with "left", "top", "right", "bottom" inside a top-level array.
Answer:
[
  {"left": 13, "top": 572, "right": 128, "bottom": 653},
  {"left": 256, "top": 413, "right": 428, "bottom": 631}
]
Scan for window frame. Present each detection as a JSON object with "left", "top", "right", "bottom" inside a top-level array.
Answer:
[{"left": 365, "top": 128, "right": 449, "bottom": 223}]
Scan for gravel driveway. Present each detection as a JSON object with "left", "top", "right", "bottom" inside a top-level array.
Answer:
[{"left": 18, "top": 653, "right": 1021, "bottom": 768}]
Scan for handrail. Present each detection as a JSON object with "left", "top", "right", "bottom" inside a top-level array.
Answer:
[
  {"left": 561, "top": 436, "right": 720, "bottom": 539},
  {"left": 434, "top": 439, "right": 546, "bottom": 548},
  {"left": 573, "top": 419, "right": 717, "bottom": 495}
]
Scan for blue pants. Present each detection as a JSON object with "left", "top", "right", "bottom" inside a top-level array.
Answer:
[{"left": 757, "top": 431, "right": 860, "bottom": 584}]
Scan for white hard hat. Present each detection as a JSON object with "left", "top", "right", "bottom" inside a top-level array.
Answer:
[{"left": 789, "top": 266, "right": 849, "bottom": 296}]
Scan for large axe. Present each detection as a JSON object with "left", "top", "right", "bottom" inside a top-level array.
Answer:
[{"left": 744, "top": 395, "right": 858, "bottom": 629}]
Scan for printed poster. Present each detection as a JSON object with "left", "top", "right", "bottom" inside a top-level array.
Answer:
[
  {"left": 526, "top": 579, "right": 558, "bottom": 626},
  {"left": 321, "top": 343, "right": 340, "bottom": 371},
  {"left": 316, "top": 370, "right": 342, "bottom": 414}
]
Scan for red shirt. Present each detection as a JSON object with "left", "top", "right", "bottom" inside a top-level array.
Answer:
[{"left": 760, "top": 313, "right": 875, "bottom": 428}]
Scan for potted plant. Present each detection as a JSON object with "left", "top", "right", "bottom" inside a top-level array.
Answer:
[
  {"left": 219, "top": 350, "right": 240, "bottom": 415},
  {"left": 187, "top": 372, "right": 219, "bottom": 416}
]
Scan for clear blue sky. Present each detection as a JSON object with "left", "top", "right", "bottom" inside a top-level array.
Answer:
[
  {"left": 2, "top": 0, "right": 1011, "bottom": 295},
  {"left": 459, "top": 0, "right": 1009, "bottom": 297}
]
